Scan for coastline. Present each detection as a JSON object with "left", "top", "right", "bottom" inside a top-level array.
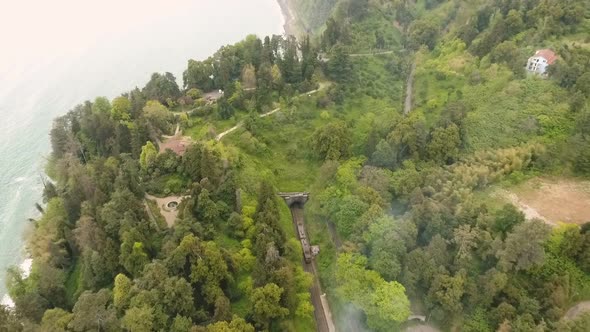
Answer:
[
  {"left": 0, "top": 258, "right": 31, "bottom": 307},
  {"left": 0, "top": 0, "right": 285, "bottom": 304},
  {"left": 276, "top": 0, "right": 298, "bottom": 37}
]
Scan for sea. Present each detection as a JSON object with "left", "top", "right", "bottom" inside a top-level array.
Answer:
[{"left": 0, "top": 0, "right": 284, "bottom": 302}]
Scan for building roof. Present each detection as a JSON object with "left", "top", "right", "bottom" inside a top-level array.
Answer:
[{"left": 533, "top": 49, "right": 558, "bottom": 65}]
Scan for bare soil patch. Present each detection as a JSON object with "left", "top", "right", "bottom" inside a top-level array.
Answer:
[
  {"left": 145, "top": 194, "right": 188, "bottom": 227},
  {"left": 159, "top": 132, "right": 192, "bottom": 156},
  {"left": 564, "top": 301, "right": 590, "bottom": 320},
  {"left": 505, "top": 178, "right": 590, "bottom": 225}
]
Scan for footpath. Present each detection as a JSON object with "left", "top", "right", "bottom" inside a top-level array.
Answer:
[{"left": 215, "top": 83, "right": 328, "bottom": 141}]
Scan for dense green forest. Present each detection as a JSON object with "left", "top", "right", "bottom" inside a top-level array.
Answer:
[{"left": 3, "top": 0, "right": 590, "bottom": 331}]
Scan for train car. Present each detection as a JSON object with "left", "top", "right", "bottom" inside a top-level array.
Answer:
[
  {"left": 297, "top": 222, "right": 306, "bottom": 240},
  {"left": 301, "top": 238, "right": 312, "bottom": 263},
  {"left": 280, "top": 194, "right": 314, "bottom": 263},
  {"left": 297, "top": 223, "right": 312, "bottom": 263}
]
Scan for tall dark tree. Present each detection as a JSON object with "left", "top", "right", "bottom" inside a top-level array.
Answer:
[
  {"left": 279, "top": 36, "right": 301, "bottom": 85},
  {"left": 183, "top": 59, "right": 215, "bottom": 91},
  {"left": 300, "top": 35, "right": 317, "bottom": 83},
  {"left": 328, "top": 44, "right": 352, "bottom": 83},
  {"left": 142, "top": 72, "right": 181, "bottom": 104}
]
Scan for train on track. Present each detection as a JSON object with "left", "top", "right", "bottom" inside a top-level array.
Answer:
[
  {"left": 278, "top": 192, "right": 314, "bottom": 263},
  {"left": 298, "top": 221, "right": 313, "bottom": 263},
  {"left": 292, "top": 207, "right": 313, "bottom": 263}
]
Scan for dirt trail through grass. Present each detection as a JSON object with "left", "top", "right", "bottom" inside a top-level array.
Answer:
[
  {"left": 215, "top": 84, "right": 328, "bottom": 141},
  {"left": 349, "top": 50, "right": 395, "bottom": 57},
  {"left": 404, "top": 62, "right": 416, "bottom": 115}
]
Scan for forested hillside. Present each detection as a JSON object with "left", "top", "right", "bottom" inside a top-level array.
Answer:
[
  {"left": 286, "top": 0, "right": 339, "bottom": 34},
  {"left": 2, "top": 0, "right": 590, "bottom": 331},
  {"left": 307, "top": 0, "right": 590, "bottom": 331},
  {"left": 2, "top": 35, "right": 323, "bottom": 332}
]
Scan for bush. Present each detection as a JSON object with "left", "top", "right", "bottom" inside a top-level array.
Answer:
[{"left": 165, "top": 177, "right": 184, "bottom": 194}]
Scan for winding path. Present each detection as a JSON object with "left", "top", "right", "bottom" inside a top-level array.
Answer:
[
  {"left": 319, "top": 50, "right": 394, "bottom": 62},
  {"left": 404, "top": 62, "right": 416, "bottom": 115},
  {"left": 215, "top": 84, "right": 326, "bottom": 141},
  {"left": 349, "top": 50, "right": 395, "bottom": 57}
]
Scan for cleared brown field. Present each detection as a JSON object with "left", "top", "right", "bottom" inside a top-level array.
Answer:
[{"left": 506, "top": 177, "right": 590, "bottom": 225}]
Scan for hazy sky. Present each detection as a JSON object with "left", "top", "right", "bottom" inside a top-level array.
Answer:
[
  {"left": 1, "top": 1, "right": 165, "bottom": 71},
  {"left": 0, "top": 0, "right": 284, "bottom": 79}
]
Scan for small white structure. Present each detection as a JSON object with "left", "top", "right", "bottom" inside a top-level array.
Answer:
[
  {"left": 526, "top": 49, "right": 557, "bottom": 75},
  {"left": 311, "top": 245, "right": 320, "bottom": 256}
]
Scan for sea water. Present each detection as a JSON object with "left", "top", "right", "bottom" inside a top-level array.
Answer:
[{"left": 0, "top": 0, "right": 284, "bottom": 302}]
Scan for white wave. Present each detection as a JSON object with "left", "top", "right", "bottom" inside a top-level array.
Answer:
[
  {"left": 0, "top": 258, "right": 32, "bottom": 309},
  {"left": 12, "top": 176, "right": 28, "bottom": 183},
  {"left": 20, "top": 258, "right": 32, "bottom": 278},
  {"left": 1, "top": 293, "right": 14, "bottom": 308}
]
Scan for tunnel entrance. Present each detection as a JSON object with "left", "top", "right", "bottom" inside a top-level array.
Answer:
[
  {"left": 278, "top": 192, "right": 309, "bottom": 207},
  {"left": 277, "top": 191, "right": 335, "bottom": 332}
]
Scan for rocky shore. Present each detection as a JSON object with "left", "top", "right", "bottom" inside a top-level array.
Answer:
[{"left": 276, "top": 0, "right": 298, "bottom": 36}]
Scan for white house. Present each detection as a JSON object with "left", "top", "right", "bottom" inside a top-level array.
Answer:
[{"left": 526, "top": 49, "right": 558, "bottom": 75}]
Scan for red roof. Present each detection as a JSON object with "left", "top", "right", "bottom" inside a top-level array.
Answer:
[{"left": 534, "top": 49, "right": 558, "bottom": 65}]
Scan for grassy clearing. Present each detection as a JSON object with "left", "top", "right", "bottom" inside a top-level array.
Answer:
[
  {"left": 352, "top": 54, "right": 404, "bottom": 105},
  {"left": 463, "top": 74, "right": 573, "bottom": 151},
  {"left": 145, "top": 199, "right": 167, "bottom": 230},
  {"left": 186, "top": 116, "right": 242, "bottom": 141},
  {"left": 65, "top": 259, "right": 82, "bottom": 306}
]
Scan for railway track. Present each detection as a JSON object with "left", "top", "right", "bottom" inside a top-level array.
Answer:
[
  {"left": 289, "top": 205, "right": 332, "bottom": 332},
  {"left": 279, "top": 193, "right": 335, "bottom": 332}
]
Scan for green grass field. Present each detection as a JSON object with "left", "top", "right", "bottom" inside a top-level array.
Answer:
[{"left": 65, "top": 259, "right": 82, "bottom": 306}]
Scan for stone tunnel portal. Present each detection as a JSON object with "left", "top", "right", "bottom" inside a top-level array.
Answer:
[{"left": 277, "top": 192, "right": 309, "bottom": 207}]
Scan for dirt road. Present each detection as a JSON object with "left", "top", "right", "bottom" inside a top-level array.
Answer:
[
  {"left": 349, "top": 50, "right": 395, "bottom": 57},
  {"left": 404, "top": 62, "right": 416, "bottom": 115}
]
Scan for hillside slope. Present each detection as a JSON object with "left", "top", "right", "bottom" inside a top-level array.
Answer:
[{"left": 3, "top": 0, "right": 590, "bottom": 331}]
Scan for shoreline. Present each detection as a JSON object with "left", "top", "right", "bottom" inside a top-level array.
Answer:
[
  {"left": 276, "top": 0, "right": 298, "bottom": 37},
  {"left": 1, "top": 1, "right": 290, "bottom": 308},
  {"left": 0, "top": 257, "right": 31, "bottom": 308},
  {"left": 0, "top": 0, "right": 286, "bottom": 307}
]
